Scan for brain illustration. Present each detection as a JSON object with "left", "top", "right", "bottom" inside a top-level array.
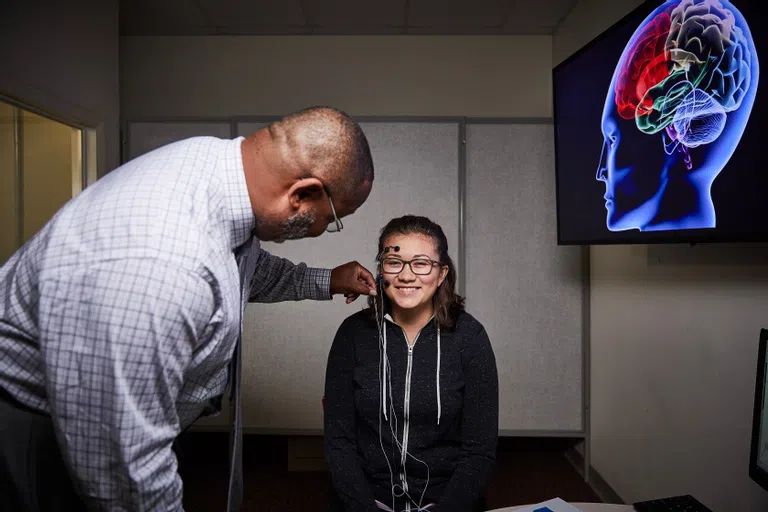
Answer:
[{"left": 613, "top": 0, "right": 752, "bottom": 168}]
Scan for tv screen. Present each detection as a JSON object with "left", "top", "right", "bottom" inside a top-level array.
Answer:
[{"left": 553, "top": 0, "right": 764, "bottom": 245}]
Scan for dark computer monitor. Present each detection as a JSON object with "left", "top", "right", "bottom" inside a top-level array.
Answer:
[{"left": 749, "top": 328, "right": 768, "bottom": 491}]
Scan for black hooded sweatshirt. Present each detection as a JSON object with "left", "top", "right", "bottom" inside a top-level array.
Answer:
[{"left": 323, "top": 308, "right": 498, "bottom": 512}]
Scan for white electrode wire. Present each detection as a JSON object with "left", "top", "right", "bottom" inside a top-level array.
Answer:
[
  {"left": 436, "top": 325, "right": 441, "bottom": 425},
  {"left": 380, "top": 319, "right": 431, "bottom": 512},
  {"left": 374, "top": 279, "right": 396, "bottom": 512},
  {"left": 374, "top": 265, "right": 432, "bottom": 512}
]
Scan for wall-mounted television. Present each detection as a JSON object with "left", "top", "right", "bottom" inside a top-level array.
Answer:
[{"left": 553, "top": 0, "right": 764, "bottom": 245}]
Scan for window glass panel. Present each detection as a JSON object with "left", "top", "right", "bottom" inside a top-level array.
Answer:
[
  {"left": 0, "top": 102, "right": 17, "bottom": 264},
  {"left": 21, "top": 110, "right": 82, "bottom": 243}
]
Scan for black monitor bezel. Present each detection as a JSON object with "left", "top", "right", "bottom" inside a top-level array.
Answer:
[{"left": 749, "top": 328, "right": 768, "bottom": 491}]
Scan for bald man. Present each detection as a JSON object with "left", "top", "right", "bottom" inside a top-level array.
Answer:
[{"left": 0, "top": 106, "right": 376, "bottom": 511}]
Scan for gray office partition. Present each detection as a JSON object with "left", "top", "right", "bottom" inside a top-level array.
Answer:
[
  {"left": 235, "top": 121, "right": 270, "bottom": 137},
  {"left": 465, "top": 121, "right": 584, "bottom": 434},
  {"left": 122, "top": 117, "right": 586, "bottom": 437},
  {"left": 125, "top": 120, "right": 233, "bottom": 162}
]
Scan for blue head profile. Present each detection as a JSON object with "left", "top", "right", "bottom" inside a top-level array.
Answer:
[{"left": 597, "top": 0, "right": 759, "bottom": 232}]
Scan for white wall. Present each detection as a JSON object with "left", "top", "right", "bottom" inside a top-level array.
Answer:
[
  {"left": 120, "top": 35, "right": 553, "bottom": 118},
  {"left": 553, "top": 0, "right": 642, "bottom": 66},
  {"left": 0, "top": 0, "right": 120, "bottom": 175},
  {"left": 554, "top": 2, "right": 768, "bottom": 510}
]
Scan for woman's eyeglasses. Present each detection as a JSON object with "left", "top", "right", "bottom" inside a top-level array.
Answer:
[{"left": 381, "top": 257, "right": 439, "bottom": 275}]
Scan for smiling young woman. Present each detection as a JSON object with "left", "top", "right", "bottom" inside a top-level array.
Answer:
[{"left": 323, "top": 215, "right": 499, "bottom": 512}]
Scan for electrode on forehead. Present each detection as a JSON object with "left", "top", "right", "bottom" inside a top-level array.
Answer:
[{"left": 377, "top": 245, "right": 400, "bottom": 262}]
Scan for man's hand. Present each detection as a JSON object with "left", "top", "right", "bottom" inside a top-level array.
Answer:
[{"left": 330, "top": 261, "right": 377, "bottom": 304}]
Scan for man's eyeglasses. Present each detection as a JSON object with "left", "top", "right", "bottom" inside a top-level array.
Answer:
[
  {"left": 322, "top": 184, "right": 343, "bottom": 233},
  {"left": 381, "top": 257, "right": 440, "bottom": 275}
]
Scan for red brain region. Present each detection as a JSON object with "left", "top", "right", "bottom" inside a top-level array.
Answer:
[{"left": 614, "top": 10, "right": 674, "bottom": 120}]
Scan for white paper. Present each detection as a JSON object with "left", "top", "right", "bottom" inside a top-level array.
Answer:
[{"left": 511, "top": 497, "right": 584, "bottom": 512}]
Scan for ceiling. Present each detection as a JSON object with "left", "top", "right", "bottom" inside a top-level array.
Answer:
[{"left": 120, "top": 0, "right": 579, "bottom": 36}]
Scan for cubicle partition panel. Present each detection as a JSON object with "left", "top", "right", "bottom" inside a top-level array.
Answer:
[
  {"left": 465, "top": 121, "right": 585, "bottom": 434},
  {"left": 122, "top": 116, "right": 587, "bottom": 439},
  {"left": 125, "top": 120, "right": 235, "bottom": 162}
]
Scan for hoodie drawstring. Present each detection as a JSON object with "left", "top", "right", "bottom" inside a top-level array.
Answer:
[
  {"left": 436, "top": 324, "right": 441, "bottom": 425},
  {"left": 383, "top": 322, "right": 388, "bottom": 420}
]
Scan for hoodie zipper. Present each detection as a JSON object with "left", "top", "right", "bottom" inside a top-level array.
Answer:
[
  {"left": 391, "top": 321, "right": 425, "bottom": 512},
  {"left": 401, "top": 342, "right": 414, "bottom": 510}
]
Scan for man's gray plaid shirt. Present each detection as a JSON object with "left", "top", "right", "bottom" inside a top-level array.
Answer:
[{"left": 0, "top": 136, "right": 332, "bottom": 510}]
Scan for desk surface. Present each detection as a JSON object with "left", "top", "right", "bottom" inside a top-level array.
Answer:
[{"left": 492, "top": 503, "right": 633, "bottom": 512}]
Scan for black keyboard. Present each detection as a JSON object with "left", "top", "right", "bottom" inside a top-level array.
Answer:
[{"left": 633, "top": 494, "right": 713, "bottom": 512}]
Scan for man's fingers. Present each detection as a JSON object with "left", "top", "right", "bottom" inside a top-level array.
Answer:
[
  {"left": 354, "top": 264, "right": 377, "bottom": 295},
  {"left": 348, "top": 280, "right": 371, "bottom": 296},
  {"left": 335, "top": 262, "right": 377, "bottom": 302},
  {"left": 342, "top": 279, "right": 376, "bottom": 303},
  {"left": 358, "top": 279, "right": 376, "bottom": 296},
  {"left": 357, "top": 267, "right": 376, "bottom": 289}
]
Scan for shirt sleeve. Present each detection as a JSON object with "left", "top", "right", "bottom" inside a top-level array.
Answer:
[
  {"left": 38, "top": 258, "right": 216, "bottom": 511},
  {"left": 435, "top": 324, "right": 499, "bottom": 512},
  {"left": 247, "top": 247, "right": 332, "bottom": 303},
  {"left": 323, "top": 321, "right": 381, "bottom": 512}
]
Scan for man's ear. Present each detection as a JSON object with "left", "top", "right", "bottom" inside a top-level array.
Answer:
[{"left": 287, "top": 177, "right": 324, "bottom": 210}]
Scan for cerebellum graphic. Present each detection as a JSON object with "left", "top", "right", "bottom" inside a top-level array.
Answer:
[
  {"left": 613, "top": 0, "right": 752, "bottom": 169},
  {"left": 670, "top": 88, "right": 727, "bottom": 148}
]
